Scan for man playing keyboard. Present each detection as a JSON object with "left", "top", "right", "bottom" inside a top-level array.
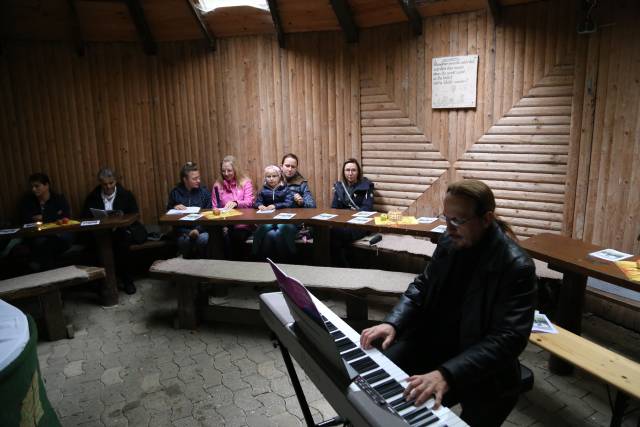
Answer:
[{"left": 361, "top": 180, "right": 536, "bottom": 427}]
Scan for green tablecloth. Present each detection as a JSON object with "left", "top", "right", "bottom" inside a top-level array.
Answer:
[{"left": 0, "top": 314, "right": 61, "bottom": 427}]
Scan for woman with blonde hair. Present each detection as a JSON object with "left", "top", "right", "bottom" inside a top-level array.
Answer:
[{"left": 211, "top": 155, "right": 255, "bottom": 259}]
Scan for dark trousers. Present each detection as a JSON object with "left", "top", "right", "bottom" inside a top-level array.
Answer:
[
  {"left": 330, "top": 227, "right": 368, "bottom": 267},
  {"left": 223, "top": 226, "right": 252, "bottom": 260},
  {"left": 384, "top": 337, "right": 519, "bottom": 427},
  {"left": 21, "top": 233, "right": 73, "bottom": 271}
]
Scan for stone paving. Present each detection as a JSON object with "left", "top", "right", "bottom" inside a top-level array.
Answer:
[{"left": 36, "top": 278, "right": 640, "bottom": 427}]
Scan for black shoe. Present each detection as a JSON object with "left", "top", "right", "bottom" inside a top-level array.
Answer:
[{"left": 123, "top": 280, "right": 137, "bottom": 295}]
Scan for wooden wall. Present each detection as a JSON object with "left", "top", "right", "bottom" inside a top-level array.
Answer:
[
  {"left": 0, "top": 33, "right": 359, "bottom": 223},
  {"left": 359, "top": 1, "right": 577, "bottom": 239},
  {"left": 0, "top": 0, "right": 638, "bottom": 253}
]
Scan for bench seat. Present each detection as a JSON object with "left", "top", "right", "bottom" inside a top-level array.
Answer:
[
  {"left": 530, "top": 324, "right": 640, "bottom": 426},
  {"left": 150, "top": 258, "right": 414, "bottom": 329},
  {"left": 0, "top": 265, "right": 106, "bottom": 340}
]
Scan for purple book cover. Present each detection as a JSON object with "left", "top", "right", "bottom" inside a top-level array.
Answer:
[{"left": 267, "top": 258, "right": 324, "bottom": 324}]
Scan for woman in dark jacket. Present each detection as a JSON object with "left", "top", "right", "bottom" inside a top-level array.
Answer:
[
  {"left": 252, "top": 165, "right": 295, "bottom": 260},
  {"left": 330, "top": 158, "right": 375, "bottom": 266},
  {"left": 18, "top": 173, "right": 73, "bottom": 271}
]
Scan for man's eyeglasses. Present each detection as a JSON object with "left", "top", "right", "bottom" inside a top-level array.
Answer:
[{"left": 438, "top": 214, "right": 474, "bottom": 227}]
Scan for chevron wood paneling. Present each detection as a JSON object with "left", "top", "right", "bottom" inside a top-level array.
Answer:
[{"left": 359, "top": 0, "right": 577, "bottom": 237}]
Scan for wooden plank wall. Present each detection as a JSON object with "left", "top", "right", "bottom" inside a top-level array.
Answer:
[
  {"left": 358, "top": 1, "right": 577, "bottom": 238},
  {"left": 567, "top": 0, "right": 640, "bottom": 254},
  {"left": 0, "top": 33, "right": 358, "bottom": 224}
]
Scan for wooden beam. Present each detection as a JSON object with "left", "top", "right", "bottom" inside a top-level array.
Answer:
[
  {"left": 487, "top": 0, "right": 502, "bottom": 25},
  {"left": 397, "top": 0, "right": 422, "bottom": 36},
  {"left": 66, "top": 0, "right": 85, "bottom": 56},
  {"left": 123, "top": 0, "right": 157, "bottom": 55},
  {"left": 186, "top": 0, "right": 216, "bottom": 51},
  {"left": 329, "top": 0, "right": 358, "bottom": 43},
  {"left": 267, "top": 0, "right": 285, "bottom": 48}
]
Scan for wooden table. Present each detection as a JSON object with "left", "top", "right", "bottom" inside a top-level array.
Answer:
[
  {"left": 158, "top": 208, "right": 444, "bottom": 265},
  {"left": 521, "top": 233, "right": 639, "bottom": 373},
  {"left": 1, "top": 214, "right": 139, "bottom": 306}
]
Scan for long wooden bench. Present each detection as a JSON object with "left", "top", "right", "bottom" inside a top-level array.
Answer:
[
  {"left": 530, "top": 324, "right": 640, "bottom": 427},
  {"left": 0, "top": 265, "right": 106, "bottom": 340},
  {"left": 149, "top": 258, "right": 415, "bottom": 329}
]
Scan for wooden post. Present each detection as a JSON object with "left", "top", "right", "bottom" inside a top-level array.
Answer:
[
  {"left": 40, "top": 290, "right": 67, "bottom": 341},
  {"left": 94, "top": 230, "right": 119, "bottom": 306},
  {"left": 549, "top": 270, "right": 587, "bottom": 374},
  {"left": 176, "top": 276, "right": 199, "bottom": 329}
]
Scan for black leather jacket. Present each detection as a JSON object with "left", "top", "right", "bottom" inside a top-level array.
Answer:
[{"left": 384, "top": 223, "right": 536, "bottom": 396}]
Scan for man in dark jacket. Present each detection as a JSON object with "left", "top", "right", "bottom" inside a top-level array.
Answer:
[
  {"left": 360, "top": 180, "right": 536, "bottom": 427},
  {"left": 83, "top": 168, "right": 142, "bottom": 294}
]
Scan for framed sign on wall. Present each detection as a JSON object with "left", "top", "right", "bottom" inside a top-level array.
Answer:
[{"left": 432, "top": 55, "right": 479, "bottom": 109}]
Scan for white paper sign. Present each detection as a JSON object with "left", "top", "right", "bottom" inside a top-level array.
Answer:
[
  {"left": 312, "top": 213, "right": 338, "bottom": 221},
  {"left": 257, "top": 209, "right": 275, "bottom": 214},
  {"left": 352, "top": 211, "right": 376, "bottom": 218},
  {"left": 179, "top": 214, "right": 203, "bottom": 221},
  {"left": 273, "top": 213, "right": 296, "bottom": 220},
  {"left": 166, "top": 207, "right": 200, "bottom": 215},
  {"left": 23, "top": 223, "right": 39, "bottom": 229},
  {"left": 532, "top": 311, "right": 558, "bottom": 334},
  {"left": 431, "top": 224, "right": 447, "bottom": 233},
  {"left": 589, "top": 248, "right": 633, "bottom": 262},
  {"left": 417, "top": 217, "right": 438, "bottom": 224},
  {"left": 432, "top": 55, "right": 478, "bottom": 109},
  {"left": 80, "top": 220, "right": 101, "bottom": 227},
  {"left": 347, "top": 217, "right": 373, "bottom": 225},
  {"left": 0, "top": 228, "right": 19, "bottom": 235}
]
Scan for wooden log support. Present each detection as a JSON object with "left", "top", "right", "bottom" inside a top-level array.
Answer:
[
  {"left": 329, "top": 0, "right": 358, "bottom": 43},
  {"left": 39, "top": 290, "right": 67, "bottom": 341},
  {"left": 176, "top": 276, "right": 199, "bottom": 329},
  {"left": 487, "top": 0, "right": 502, "bottom": 25},
  {"left": 185, "top": 0, "right": 216, "bottom": 51},
  {"left": 266, "top": 0, "right": 285, "bottom": 48},
  {"left": 66, "top": 0, "right": 85, "bottom": 56},
  {"left": 124, "top": 0, "right": 157, "bottom": 55},
  {"left": 397, "top": 0, "right": 423, "bottom": 36},
  {"left": 94, "top": 230, "right": 119, "bottom": 306}
]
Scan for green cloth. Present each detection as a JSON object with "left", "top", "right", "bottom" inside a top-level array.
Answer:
[{"left": 0, "top": 314, "right": 61, "bottom": 427}]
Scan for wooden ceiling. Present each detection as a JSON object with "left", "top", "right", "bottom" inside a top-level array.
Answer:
[{"left": 4, "top": 0, "right": 541, "bottom": 45}]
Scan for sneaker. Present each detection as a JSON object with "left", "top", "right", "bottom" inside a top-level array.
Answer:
[{"left": 123, "top": 280, "right": 137, "bottom": 295}]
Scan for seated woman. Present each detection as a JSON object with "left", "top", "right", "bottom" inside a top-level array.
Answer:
[
  {"left": 18, "top": 173, "right": 73, "bottom": 271},
  {"left": 278, "top": 153, "right": 316, "bottom": 249},
  {"left": 330, "top": 158, "right": 375, "bottom": 266},
  {"left": 211, "top": 155, "right": 255, "bottom": 259},
  {"left": 252, "top": 165, "right": 295, "bottom": 261},
  {"left": 82, "top": 168, "right": 142, "bottom": 294},
  {"left": 167, "top": 162, "right": 212, "bottom": 259}
]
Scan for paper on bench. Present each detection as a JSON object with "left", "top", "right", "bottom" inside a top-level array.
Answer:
[{"left": 532, "top": 311, "right": 557, "bottom": 334}]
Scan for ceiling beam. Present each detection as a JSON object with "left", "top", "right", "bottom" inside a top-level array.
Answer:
[
  {"left": 329, "top": 0, "right": 358, "bottom": 43},
  {"left": 266, "top": 0, "right": 285, "bottom": 48},
  {"left": 397, "top": 0, "right": 422, "bottom": 36},
  {"left": 487, "top": 0, "right": 502, "bottom": 25},
  {"left": 67, "top": 0, "right": 86, "bottom": 56},
  {"left": 186, "top": 0, "right": 216, "bottom": 51},
  {"left": 123, "top": 0, "right": 157, "bottom": 55}
]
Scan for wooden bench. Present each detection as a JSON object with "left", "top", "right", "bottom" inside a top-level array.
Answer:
[
  {"left": 0, "top": 265, "right": 106, "bottom": 341},
  {"left": 530, "top": 324, "right": 640, "bottom": 427},
  {"left": 149, "top": 258, "right": 414, "bottom": 329}
]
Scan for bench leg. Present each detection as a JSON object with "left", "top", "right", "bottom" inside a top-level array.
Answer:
[
  {"left": 39, "top": 290, "right": 67, "bottom": 341},
  {"left": 95, "top": 230, "right": 119, "bottom": 306},
  {"left": 549, "top": 270, "right": 587, "bottom": 375},
  {"left": 345, "top": 295, "right": 368, "bottom": 322},
  {"left": 610, "top": 390, "right": 629, "bottom": 427},
  {"left": 176, "top": 277, "right": 199, "bottom": 329}
]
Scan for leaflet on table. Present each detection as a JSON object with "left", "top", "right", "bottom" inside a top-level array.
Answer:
[
  {"left": 311, "top": 213, "right": 337, "bottom": 220},
  {"left": 431, "top": 224, "right": 447, "bottom": 233},
  {"left": 374, "top": 216, "right": 419, "bottom": 226},
  {"left": 417, "top": 217, "right": 438, "bottom": 224},
  {"left": 615, "top": 260, "right": 640, "bottom": 283},
  {"left": 273, "top": 213, "right": 296, "bottom": 220},
  {"left": 81, "top": 220, "right": 101, "bottom": 227},
  {"left": 179, "top": 213, "right": 203, "bottom": 221},
  {"left": 23, "top": 222, "right": 40, "bottom": 229},
  {"left": 0, "top": 228, "right": 19, "bottom": 235},
  {"left": 532, "top": 311, "right": 557, "bottom": 334},
  {"left": 347, "top": 217, "right": 373, "bottom": 225},
  {"left": 352, "top": 211, "right": 376, "bottom": 218},
  {"left": 588, "top": 248, "right": 633, "bottom": 262},
  {"left": 166, "top": 207, "right": 201, "bottom": 215},
  {"left": 256, "top": 209, "right": 276, "bottom": 214}
]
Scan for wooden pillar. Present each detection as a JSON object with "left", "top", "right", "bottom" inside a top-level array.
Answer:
[{"left": 94, "top": 230, "right": 118, "bottom": 306}]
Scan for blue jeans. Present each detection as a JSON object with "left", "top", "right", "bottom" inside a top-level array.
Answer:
[{"left": 177, "top": 231, "right": 209, "bottom": 259}]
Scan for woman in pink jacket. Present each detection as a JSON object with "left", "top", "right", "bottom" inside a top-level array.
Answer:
[{"left": 212, "top": 155, "right": 255, "bottom": 259}]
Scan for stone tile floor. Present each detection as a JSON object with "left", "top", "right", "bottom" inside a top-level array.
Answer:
[{"left": 36, "top": 278, "right": 640, "bottom": 426}]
